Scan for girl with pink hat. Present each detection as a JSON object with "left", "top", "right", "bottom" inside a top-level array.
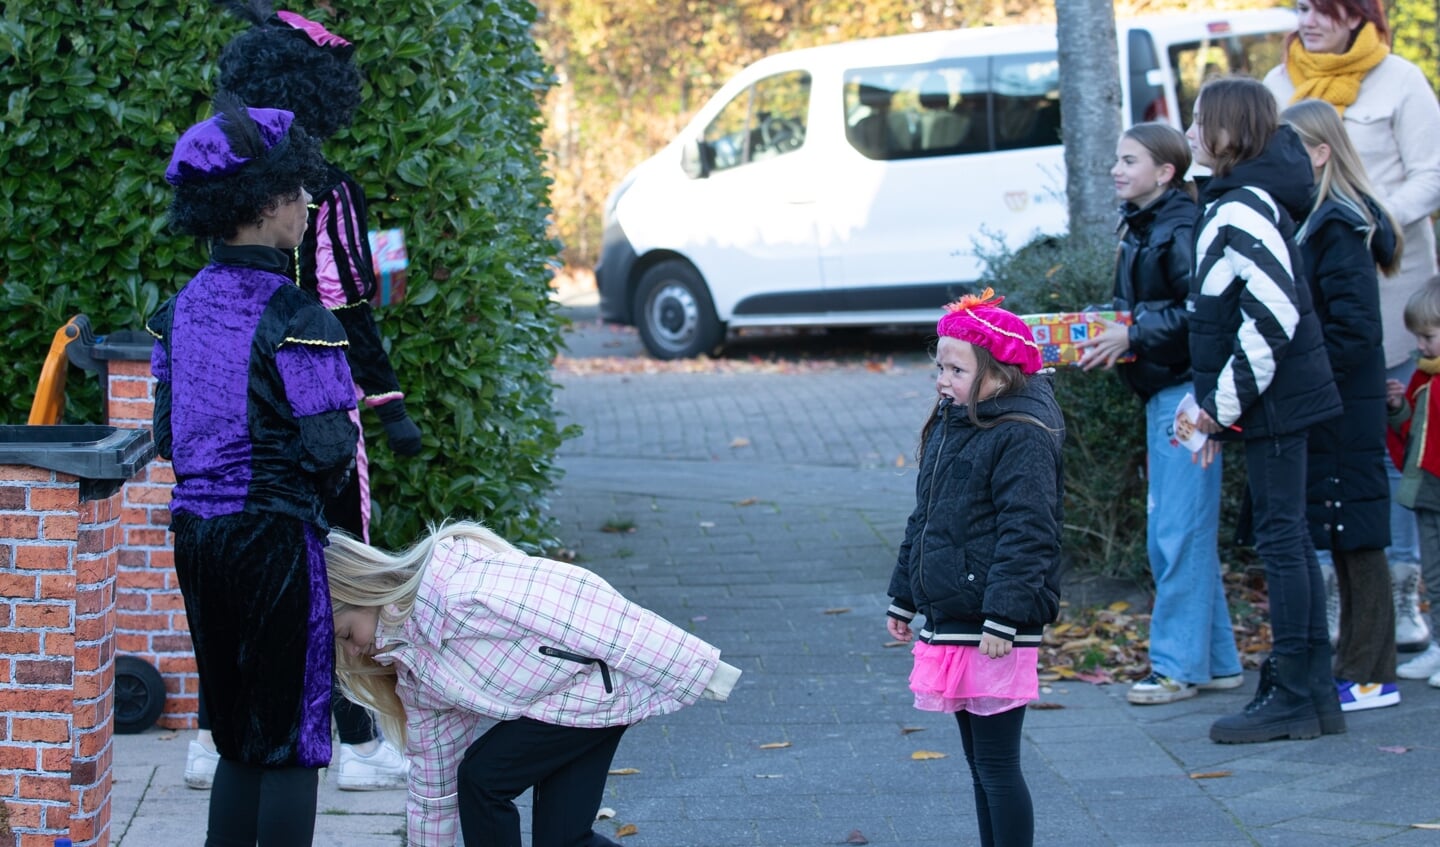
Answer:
[{"left": 886, "top": 289, "right": 1063, "bottom": 847}]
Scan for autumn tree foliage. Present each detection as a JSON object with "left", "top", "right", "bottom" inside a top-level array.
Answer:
[{"left": 538, "top": 0, "right": 1440, "bottom": 272}]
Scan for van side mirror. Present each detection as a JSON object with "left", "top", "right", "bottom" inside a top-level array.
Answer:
[{"left": 681, "top": 138, "right": 711, "bottom": 179}]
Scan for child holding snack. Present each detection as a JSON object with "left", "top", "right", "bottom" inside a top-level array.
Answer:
[
  {"left": 1184, "top": 76, "right": 1343, "bottom": 743},
  {"left": 150, "top": 95, "right": 358, "bottom": 844},
  {"left": 325, "top": 521, "right": 742, "bottom": 847},
  {"left": 887, "top": 290, "right": 1063, "bottom": 847},
  {"left": 1283, "top": 97, "right": 1403, "bottom": 711},
  {"left": 1387, "top": 278, "right": 1440, "bottom": 689},
  {"left": 1078, "top": 122, "right": 1244, "bottom": 706}
]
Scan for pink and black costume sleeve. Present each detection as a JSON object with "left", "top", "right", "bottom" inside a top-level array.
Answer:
[{"left": 299, "top": 166, "right": 406, "bottom": 412}]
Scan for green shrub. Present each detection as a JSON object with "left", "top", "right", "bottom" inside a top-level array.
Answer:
[
  {"left": 977, "top": 232, "right": 1252, "bottom": 582},
  {"left": 0, "top": 1, "right": 572, "bottom": 550}
]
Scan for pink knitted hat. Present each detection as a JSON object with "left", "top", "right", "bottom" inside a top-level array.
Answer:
[{"left": 936, "top": 288, "right": 1043, "bottom": 375}]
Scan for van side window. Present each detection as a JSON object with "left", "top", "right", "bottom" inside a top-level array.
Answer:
[
  {"left": 991, "top": 54, "right": 1061, "bottom": 151},
  {"left": 845, "top": 53, "right": 1059, "bottom": 161},
  {"left": 701, "top": 71, "right": 812, "bottom": 174},
  {"left": 1168, "top": 33, "right": 1286, "bottom": 128}
]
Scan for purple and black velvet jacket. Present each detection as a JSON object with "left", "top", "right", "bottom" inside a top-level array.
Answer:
[{"left": 148, "top": 243, "right": 359, "bottom": 525}]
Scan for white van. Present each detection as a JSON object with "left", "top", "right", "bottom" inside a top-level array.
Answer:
[{"left": 596, "top": 9, "right": 1297, "bottom": 358}]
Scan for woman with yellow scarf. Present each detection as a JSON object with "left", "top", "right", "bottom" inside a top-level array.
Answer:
[{"left": 1265, "top": 0, "right": 1440, "bottom": 679}]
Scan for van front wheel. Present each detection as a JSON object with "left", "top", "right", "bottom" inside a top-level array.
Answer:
[{"left": 634, "top": 262, "right": 724, "bottom": 359}]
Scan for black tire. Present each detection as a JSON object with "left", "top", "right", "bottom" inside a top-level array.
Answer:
[
  {"left": 633, "top": 260, "right": 724, "bottom": 360},
  {"left": 114, "top": 655, "right": 165, "bottom": 734}
]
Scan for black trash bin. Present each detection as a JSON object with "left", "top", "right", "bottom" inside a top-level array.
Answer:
[{"left": 0, "top": 424, "right": 162, "bottom": 732}]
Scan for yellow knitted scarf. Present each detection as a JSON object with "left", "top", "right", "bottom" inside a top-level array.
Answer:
[
  {"left": 1418, "top": 356, "right": 1440, "bottom": 376},
  {"left": 1285, "top": 23, "right": 1389, "bottom": 115}
]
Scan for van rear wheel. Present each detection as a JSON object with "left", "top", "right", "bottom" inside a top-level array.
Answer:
[{"left": 634, "top": 261, "right": 724, "bottom": 359}]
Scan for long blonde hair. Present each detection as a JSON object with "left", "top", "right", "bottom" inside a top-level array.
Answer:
[
  {"left": 326, "top": 520, "right": 521, "bottom": 746},
  {"left": 1282, "top": 98, "right": 1404, "bottom": 275}
]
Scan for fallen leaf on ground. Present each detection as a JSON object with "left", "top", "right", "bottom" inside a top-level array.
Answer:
[
  {"left": 737, "top": 497, "right": 758, "bottom": 506},
  {"left": 1037, "top": 570, "right": 1272, "bottom": 687},
  {"left": 615, "top": 823, "right": 638, "bottom": 837},
  {"left": 911, "top": 750, "right": 947, "bottom": 760},
  {"left": 823, "top": 607, "right": 852, "bottom": 615},
  {"left": 883, "top": 640, "right": 908, "bottom": 648},
  {"left": 608, "top": 768, "right": 640, "bottom": 775},
  {"left": 729, "top": 437, "right": 751, "bottom": 448},
  {"left": 759, "top": 741, "right": 791, "bottom": 749},
  {"left": 1379, "top": 746, "right": 1411, "bottom": 754},
  {"left": 900, "top": 726, "right": 926, "bottom": 735},
  {"left": 1027, "top": 701, "right": 1064, "bottom": 710},
  {"left": 894, "top": 455, "right": 906, "bottom": 467},
  {"left": 844, "top": 830, "right": 870, "bottom": 844},
  {"left": 1189, "top": 771, "right": 1232, "bottom": 779}
]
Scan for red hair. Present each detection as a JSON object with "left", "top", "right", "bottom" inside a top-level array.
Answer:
[{"left": 1293, "top": 0, "right": 1390, "bottom": 47}]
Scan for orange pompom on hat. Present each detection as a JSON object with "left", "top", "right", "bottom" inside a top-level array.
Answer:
[{"left": 936, "top": 288, "right": 1043, "bottom": 375}]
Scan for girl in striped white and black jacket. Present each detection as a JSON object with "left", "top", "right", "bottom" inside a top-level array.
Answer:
[{"left": 1183, "top": 76, "right": 1343, "bottom": 745}]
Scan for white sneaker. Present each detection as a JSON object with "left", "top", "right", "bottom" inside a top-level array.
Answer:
[
  {"left": 336, "top": 739, "right": 408, "bottom": 791},
  {"left": 1397, "top": 642, "right": 1440, "bottom": 679},
  {"left": 184, "top": 740, "right": 219, "bottom": 790}
]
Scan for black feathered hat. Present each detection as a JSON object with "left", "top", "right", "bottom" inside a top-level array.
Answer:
[{"left": 214, "top": 0, "right": 362, "bottom": 141}]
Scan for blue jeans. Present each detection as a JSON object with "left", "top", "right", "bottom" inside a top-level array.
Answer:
[
  {"left": 1145, "top": 383, "right": 1241, "bottom": 683},
  {"left": 1387, "top": 359, "right": 1420, "bottom": 564},
  {"left": 1246, "top": 432, "right": 1328, "bottom": 655}
]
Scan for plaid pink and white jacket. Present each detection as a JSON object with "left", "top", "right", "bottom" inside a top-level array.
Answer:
[{"left": 373, "top": 535, "right": 722, "bottom": 846}]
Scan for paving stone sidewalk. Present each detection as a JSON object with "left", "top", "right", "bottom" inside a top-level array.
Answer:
[{"left": 110, "top": 313, "right": 1440, "bottom": 846}]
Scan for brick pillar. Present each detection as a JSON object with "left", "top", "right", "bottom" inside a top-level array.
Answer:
[
  {"left": 103, "top": 358, "right": 193, "bottom": 730},
  {"left": 0, "top": 466, "right": 122, "bottom": 847}
]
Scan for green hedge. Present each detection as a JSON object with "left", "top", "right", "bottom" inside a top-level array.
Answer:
[
  {"left": 0, "top": 0, "right": 572, "bottom": 550},
  {"left": 978, "top": 233, "right": 1253, "bottom": 582}
]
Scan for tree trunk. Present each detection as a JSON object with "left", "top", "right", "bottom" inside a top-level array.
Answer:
[{"left": 1056, "top": 0, "right": 1124, "bottom": 246}]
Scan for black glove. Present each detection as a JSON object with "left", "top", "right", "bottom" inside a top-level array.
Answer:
[{"left": 375, "top": 398, "right": 423, "bottom": 456}]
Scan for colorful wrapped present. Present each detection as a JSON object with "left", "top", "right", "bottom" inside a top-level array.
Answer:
[
  {"left": 1018, "top": 310, "right": 1134, "bottom": 367},
  {"left": 367, "top": 228, "right": 408, "bottom": 306}
]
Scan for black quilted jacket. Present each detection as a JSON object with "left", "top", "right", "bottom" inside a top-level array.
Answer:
[{"left": 886, "top": 376, "right": 1064, "bottom": 645}]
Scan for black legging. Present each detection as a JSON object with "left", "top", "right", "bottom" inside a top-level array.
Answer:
[
  {"left": 956, "top": 706, "right": 1033, "bottom": 847},
  {"left": 206, "top": 760, "right": 318, "bottom": 847},
  {"left": 197, "top": 686, "right": 377, "bottom": 745},
  {"left": 458, "top": 717, "right": 627, "bottom": 847}
]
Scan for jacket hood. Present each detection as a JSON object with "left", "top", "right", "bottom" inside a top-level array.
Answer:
[
  {"left": 947, "top": 373, "right": 1063, "bottom": 430},
  {"left": 1305, "top": 195, "right": 1399, "bottom": 270},
  {"left": 1200, "top": 124, "right": 1314, "bottom": 222}
]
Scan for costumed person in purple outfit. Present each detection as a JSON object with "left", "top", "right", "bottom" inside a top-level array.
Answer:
[
  {"left": 185, "top": 0, "right": 421, "bottom": 792},
  {"left": 149, "top": 94, "right": 358, "bottom": 846},
  {"left": 886, "top": 289, "right": 1063, "bottom": 847}
]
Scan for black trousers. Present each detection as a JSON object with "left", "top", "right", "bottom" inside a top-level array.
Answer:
[
  {"left": 458, "top": 717, "right": 628, "bottom": 847},
  {"left": 956, "top": 706, "right": 1033, "bottom": 847},
  {"left": 206, "top": 760, "right": 318, "bottom": 847}
]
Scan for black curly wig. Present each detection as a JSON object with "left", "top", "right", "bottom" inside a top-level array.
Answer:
[
  {"left": 169, "top": 98, "right": 327, "bottom": 241},
  {"left": 214, "top": 0, "right": 362, "bottom": 141}
]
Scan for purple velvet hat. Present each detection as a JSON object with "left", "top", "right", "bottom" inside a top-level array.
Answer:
[{"left": 164, "top": 106, "right": 295, "bottom": 186}]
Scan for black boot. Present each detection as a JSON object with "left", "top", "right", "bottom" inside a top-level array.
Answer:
[
  {"left": 1308, "top": 641, "right": 1346, "bottom": 735},
  {"left": 1210, "top": 653, "right": 1321, "bottom": 743}
]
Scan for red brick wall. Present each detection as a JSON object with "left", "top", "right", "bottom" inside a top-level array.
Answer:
[
  {"left": 105, "top": 359, "right": 194, "bottom": 730},
  {"left": 0, "top": 466, "right": 120, "bottom": 847}
]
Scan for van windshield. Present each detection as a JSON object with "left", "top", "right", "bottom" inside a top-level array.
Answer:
[
  {"left": 843, "top": 52, "right": 1060, "bottom": 161},
  {"left": 1166, "top": 32, "right": 1287, "bottom": 125}
]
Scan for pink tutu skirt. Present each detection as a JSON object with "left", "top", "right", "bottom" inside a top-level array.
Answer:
[{"left": 909, "top": 641, "right": 1040, "bottom": 715}]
